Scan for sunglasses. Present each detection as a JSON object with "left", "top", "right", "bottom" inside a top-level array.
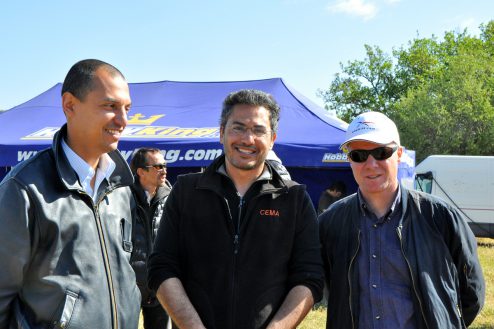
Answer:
[
  {"left": 144, "top": 163, "right": 167, "bottom": 170},
  {"left": 347, "top": 145, "right": 398, "bottom": 163}
]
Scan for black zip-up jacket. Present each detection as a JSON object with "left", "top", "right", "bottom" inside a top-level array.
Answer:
[
  {"left": 131, "top": 180, "right": 171, "bottom": 306},
  {"left": 319, "top": 186, "right": 485, "bottom": 329},
  {"left": 148, "top": 156, "right": 324, "bottom": 329},
  {"left": 0, "top": 125, "right": 141, "bottom": 329}
]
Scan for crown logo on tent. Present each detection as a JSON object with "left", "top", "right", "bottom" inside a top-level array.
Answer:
[{"left": 128, "top": 113, "right": 165, "bottom": 125}]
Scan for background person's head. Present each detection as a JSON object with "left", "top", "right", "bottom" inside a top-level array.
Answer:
[
  {"left": 219, "top": 90, "right": 280, "bottom": 175},
  {"left": 328, "top": 180, "right": 347, "bottom": 198},
  {"left": 340, "top": 111, "right": 403, "bottom": 197},
  {"left": 61, "top": 59, "right": 131, "bottom": 167},
  {"left": 130, "top": 148, "right": 168, "bottom": 190}
]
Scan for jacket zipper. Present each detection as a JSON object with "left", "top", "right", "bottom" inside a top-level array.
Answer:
[
  {"left": 204, "top": 183, "right": 287, "bottom": 328},
  {"left": 230, "top": 195, "right": 244, "bottom": 328},
  {"left": 397, "top": 225, "right": 430, "bottom": 329},
  {"left": 81, "top": 189, "right": 120, "bottom": 329},
  {"left": 348, "top": 230, "right": 361, "bottom": 329},
  {"left": 234, "top": 196, "right": 243, "bottom": 254}
]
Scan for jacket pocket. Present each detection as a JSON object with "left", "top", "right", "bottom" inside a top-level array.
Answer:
[
  {"left": 51, "top": 290, "right": 79, "bottom": 329},
  {"left": 121, "top": 218, "right": 133, "bottom": 252}
]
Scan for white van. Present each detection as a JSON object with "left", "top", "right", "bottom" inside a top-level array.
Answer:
[{"left": 415, "top": 155, "right": 494, "bottom": 238}]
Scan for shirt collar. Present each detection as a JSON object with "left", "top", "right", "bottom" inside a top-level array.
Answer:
[
  {"left": 61, "top": 138, "right": 116, "bottom": 199},
  {"left": 358, "top": 185, "right": 401, "bottom": 221}
]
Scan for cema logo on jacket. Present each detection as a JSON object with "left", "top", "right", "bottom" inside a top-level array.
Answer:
[{"left": 259, "top": 209, "right": 280, "bottom": 217}]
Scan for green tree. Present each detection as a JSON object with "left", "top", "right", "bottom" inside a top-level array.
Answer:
[
  {"left": 317, "top": 45, "right": 400, "bottom": 122},
  {"left": 396, "top": 48, "right": 494, "bottom": 161},
  {"left": 320, "top": 20, "right": 494, "bottom": 161}
]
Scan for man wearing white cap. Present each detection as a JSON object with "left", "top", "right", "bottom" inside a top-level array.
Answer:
[{"left": 319, "top": 111, "right": 485, "bottom": 329}]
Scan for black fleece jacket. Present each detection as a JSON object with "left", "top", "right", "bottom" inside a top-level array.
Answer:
[{"left": 148, "top": 156, "right": 324, "bottom": 329}]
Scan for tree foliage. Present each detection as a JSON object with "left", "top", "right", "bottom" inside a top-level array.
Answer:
[{"left": 320, "top": 21, "right": 494, "bottom": 162}]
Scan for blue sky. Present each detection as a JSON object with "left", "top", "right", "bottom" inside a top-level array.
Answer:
[{"left": 0, "top": 0, "right": 493, "bottom": 110}]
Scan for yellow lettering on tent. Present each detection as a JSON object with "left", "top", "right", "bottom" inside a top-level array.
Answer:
[
  {"left": 189, "top": 128, "right": 218, "bottom": 137},
  {"left": 134, "top": 127, "right": 166, "bottom": 135},
  {"left": 127, "top": 113, "right": 164, "bottom": 125}
]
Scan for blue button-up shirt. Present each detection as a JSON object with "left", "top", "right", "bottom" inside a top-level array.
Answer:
[{"left": 357, "top": 187, "right": 417, "bottom": 329}]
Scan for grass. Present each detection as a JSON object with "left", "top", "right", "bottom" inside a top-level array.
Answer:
[{"left": 140, "top": 238, "right": 494, "bottom": 328}]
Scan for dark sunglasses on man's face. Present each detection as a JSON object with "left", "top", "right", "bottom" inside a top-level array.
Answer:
[
  {"left": 347, "top": 145, "right": 398, "bottom": 163},
  {"left": 144, "top": 163, "right": 167, "bottom": 170}
]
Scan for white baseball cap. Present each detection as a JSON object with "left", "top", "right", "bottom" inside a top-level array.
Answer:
[{"left": 340, "top": 111, "right": 400, "bottom": 151}]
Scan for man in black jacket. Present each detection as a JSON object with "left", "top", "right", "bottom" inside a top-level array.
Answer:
[
  {"left": 130, "top": 147, "right": 172, "bottom": 329},
  {"left": 319, "top": 111, "right": 485, "bottom": 329},
  {"left": 148, "top": 89, "right": 324, "bottom": 329}
]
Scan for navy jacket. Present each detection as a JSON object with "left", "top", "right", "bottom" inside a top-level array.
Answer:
[{"left": 319, "top": 186, "right": 485, "bottom": 329}]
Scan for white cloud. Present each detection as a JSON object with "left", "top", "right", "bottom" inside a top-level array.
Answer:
[{"left": 327, "top": 0, "right": 378, "bottom": 21}]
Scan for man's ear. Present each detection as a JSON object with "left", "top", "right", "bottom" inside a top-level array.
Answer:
[
  {"left": 396, "top": 146, "right": 403, "bottom": 163},
  {"left": 270, "top": 132, "right": 277, "bottom": 149},
  {"left": 62, "top": 92, "right": 77, "bottom": 118},
  {"left": 219, "top": 125, "right": 225, "bottom": 145},
  {"left": 136, "top": 167, "right": 144, "bottom": 178}
]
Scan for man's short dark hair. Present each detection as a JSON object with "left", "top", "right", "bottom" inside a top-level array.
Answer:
[
  {"left": 61, "top": 59, "right": 125, "bottom": 100},
  {"left": 220, "top": 89, "right": 281, "bottom": 133},
  {"left": 130, "top": 147, "right": 162, "bottom": 175}
]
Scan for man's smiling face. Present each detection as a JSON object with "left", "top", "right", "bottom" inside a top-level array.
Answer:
[{"left": 220, "top": 104, "right": 276, "bottom": 173}]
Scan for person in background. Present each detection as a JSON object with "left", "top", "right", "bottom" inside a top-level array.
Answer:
[
  {"left": 0, "top": 59, "right": 140, "bottom": 328},
  {"left": 319, "top": 111, "right": 485, "bottom": 329},
  {"left": 147, "top": 89, "right": 324, "bottom": 329},
  {"left": 317, "top": 180, "right": 347, "bottom": 215},
  {"left": 130, "top": 148, "right": 172, "bottom": 329}
]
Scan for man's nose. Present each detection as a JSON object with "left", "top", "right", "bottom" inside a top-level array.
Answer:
[
  {"left": 115, "top": 107, "right": 128, "bottom": 127},
  {"left": 240, "top": 129, "right": 256, "bottom": 143}
]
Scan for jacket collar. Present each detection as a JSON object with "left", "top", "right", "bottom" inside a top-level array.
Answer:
[
  {"left": 196, "top": 155, "right": 289, "bottom": 196},
  {"left": 347, "top": 184, "right": 410, "bottom": 230},
  {"left": 132, "top": 178, "right": 171, "bottom": 206},
  {"left": 52, "top": 124, "right": 134, "bottom": 193},
  {"left": 398, "top": 184, "right": 410, "bottom": 226}
]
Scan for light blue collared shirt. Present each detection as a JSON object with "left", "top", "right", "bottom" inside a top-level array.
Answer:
[{"left": 61, "top": 138, "right": 116, "bottom": 201}]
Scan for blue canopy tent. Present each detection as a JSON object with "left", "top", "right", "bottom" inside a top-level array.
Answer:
[{"left": 0, "top": 78, "right": 415, "bottom": 204}]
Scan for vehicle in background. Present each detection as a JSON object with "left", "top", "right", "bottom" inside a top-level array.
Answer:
[{"left": 415, "top": 155, "right": 494, "bottom": 238}]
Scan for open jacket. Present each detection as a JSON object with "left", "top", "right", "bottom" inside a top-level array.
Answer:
[
  {"left": 131, "top": 180, "right": 171, "bottom": 306},
  {"left": 148, "top": 156, "right": 324, "bottom": 329},
  {"left": 0, "top": 125, "right": 141, "bottom": 329},
  {"left": 319, "top": 186, "right": 485, "bottom": 329}
]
